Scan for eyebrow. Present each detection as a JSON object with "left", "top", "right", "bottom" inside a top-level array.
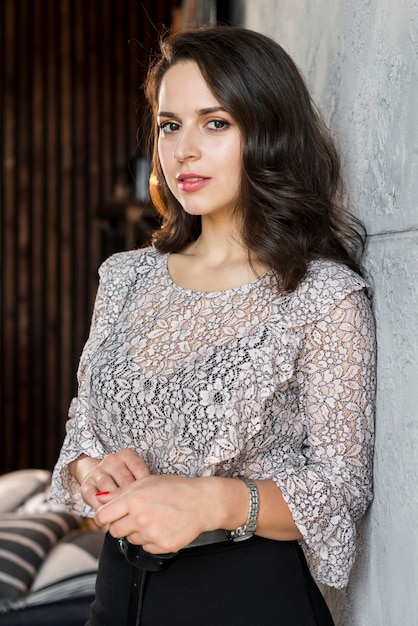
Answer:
[{"left": 157, "top": 106, "right": 228, "bottom": 118}]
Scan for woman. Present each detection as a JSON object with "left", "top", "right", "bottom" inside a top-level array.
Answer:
[{"left": 51, "top": 25, "right": 376, "bottom": 625}]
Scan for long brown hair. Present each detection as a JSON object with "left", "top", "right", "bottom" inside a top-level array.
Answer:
[{"left": 144, "top": 25, "right": 366, "bottom": 291}]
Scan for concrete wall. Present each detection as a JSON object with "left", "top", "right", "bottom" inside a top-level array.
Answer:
[{"left": 233, "top": 1, "right": 418, "bottom": 624}]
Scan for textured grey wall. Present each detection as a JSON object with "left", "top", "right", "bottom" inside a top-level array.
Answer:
[{"left": 238, "top": 1, "right": 418, "bottom": 624}]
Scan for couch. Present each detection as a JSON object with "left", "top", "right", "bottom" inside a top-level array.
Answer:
[{"left": 0, "top": 469, "right": 104, "bottom": 625}]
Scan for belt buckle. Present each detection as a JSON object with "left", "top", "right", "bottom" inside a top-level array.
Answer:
[{"left": 118, "top": 537, "right": 178, "bottom": 572}]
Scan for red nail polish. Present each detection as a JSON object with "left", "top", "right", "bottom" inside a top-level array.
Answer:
[{"left": 95, "top": 491, "right": 110, "bottom": 496}]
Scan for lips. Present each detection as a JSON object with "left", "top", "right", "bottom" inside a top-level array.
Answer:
[{"left": 176, "top": 173, "right": 210, "bottom": 192}]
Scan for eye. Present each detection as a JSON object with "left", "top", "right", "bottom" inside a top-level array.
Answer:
[
  {"left": 206, "top": 119, "right": 230, "bottom": 131},
  {"left": 159, "top": 121, "right": 180, "bottom": 134}
]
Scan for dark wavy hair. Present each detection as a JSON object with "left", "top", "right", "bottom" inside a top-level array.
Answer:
[{"left": 144, "top": 25, "right": 366, "bottom": 292}]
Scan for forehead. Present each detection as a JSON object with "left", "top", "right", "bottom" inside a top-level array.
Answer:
[{"left": 157, "top": 60, "right": 220, "bottom": 112}]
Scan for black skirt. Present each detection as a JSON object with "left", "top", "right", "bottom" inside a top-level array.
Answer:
[{"left": 87, "top": 532, "right": 335, "bottom": 626}]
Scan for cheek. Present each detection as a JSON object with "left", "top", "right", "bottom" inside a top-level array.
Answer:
[
  {"left": 157, "top": 145, "right": 179, "bottom": 198},
  {"left": 157, "top": 140, "right": 166, "bottom": 172},
  {"left": 220, "top": 139, "right": 243, "bottom": 186},
  {"left": 228, "top": 155, "right": 243, "bottom": 191},
  {"left": 157, "top": 139, "right": 173, "bottom": 177}
]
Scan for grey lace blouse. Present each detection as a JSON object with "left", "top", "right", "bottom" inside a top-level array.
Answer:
[{"left": 51, "top": 247, "right": 376, "bottom": 588}]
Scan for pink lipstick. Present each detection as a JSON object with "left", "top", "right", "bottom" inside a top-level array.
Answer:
[{"left": 177, "top": 172, "right": 210, "bottom": 192}]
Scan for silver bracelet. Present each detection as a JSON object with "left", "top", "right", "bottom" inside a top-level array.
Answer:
[{"left": 226, "top": 477, "right": 259, "bottom": 542}]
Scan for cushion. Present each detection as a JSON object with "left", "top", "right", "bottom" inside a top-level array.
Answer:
[
  {"left": 0, "top": 596, "right": 94, "bottom": 625},
  {"left": 0, "top": 512, "right": 80, "bottom": 608},
  {"left": 17, "top": 485, "right": 74, "bottom": 516},
  {"left": 24, "top": 529, "right": 104, "bottom": 607},
  {"left": 0, "top": 471, "right": 52, "bottom": 513}
]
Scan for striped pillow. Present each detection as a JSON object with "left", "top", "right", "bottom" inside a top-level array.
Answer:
[
  {"left": 0, "top": 470, "right": 51, "bottom": 513},
  {"left": 0, "top": 512, "right": 79, "bottom": 605},
  {"left": 22, "top": 529, "right": 104, "bottom": 608}
]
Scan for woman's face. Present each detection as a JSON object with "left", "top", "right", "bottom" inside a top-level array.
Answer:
[{"left": 157, "top": 60, "right": 243, "bottom": 224}]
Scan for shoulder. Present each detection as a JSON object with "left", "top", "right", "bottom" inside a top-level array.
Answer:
[
  {"left": 98, "top": 247, "right": 164, "bottom": 284},
  {"left": 88, "top": 248, "right": 166, "bottom": 330},
  {"left": 273, "top": 260, "right": 371, "bottom": 328},
  {"left": 300, "top": 259, "right": 370, "bottom": 300}
]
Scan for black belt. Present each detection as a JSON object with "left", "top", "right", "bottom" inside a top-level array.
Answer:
[{"left": 118, "top": 530, "right": 229, "bottom": 572}]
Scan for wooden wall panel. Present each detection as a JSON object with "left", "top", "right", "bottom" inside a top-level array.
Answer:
[{"left": 0, "top": 0, "right": 177, "bottom": 474}]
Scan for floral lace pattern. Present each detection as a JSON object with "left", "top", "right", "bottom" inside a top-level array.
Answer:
[{"left": 50, "top": 247, "right": 375, "bottom": 588}]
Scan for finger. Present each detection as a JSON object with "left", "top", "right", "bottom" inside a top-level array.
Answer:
[
  {"left": 118, "top": 449, "right": 150, "bottom": 481},
  {"left": 80, "top": 473, "right": 119, "bottom": 506},
  {"left": 79, "top": 451, "right": 148, "bottom": 510},
  {"left": 82, "top": 456, "right": 135, "bottom": 497},
  {"left": 107, "top": 519, "right": 138, "bottom": 542},
  {"left": 94, "top": 491, "right": 114, "bottom": 505},
  {"left": 81, "top": 488, "right": 122, "bottom": 513},
  {"left": 95, "top": 450, "right": 149, "bottom": 489},
  {"left": 94, "top": 492, "right": 131, "bottom": 528},
  {"left": 93, "top": 490, "right": 124, "bottom": 508}
]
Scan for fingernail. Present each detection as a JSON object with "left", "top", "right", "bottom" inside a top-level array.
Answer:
[{"left": 95, "top": 491, "right": 110, "bottom": 496}]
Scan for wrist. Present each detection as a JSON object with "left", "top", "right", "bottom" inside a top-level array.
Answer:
[
  {"left": 69, "top": 455, "right": 99, "bottom": 485},
  {"left": 201, "top": 476, "right": 249, "bottom": 533},
  {"left": 226, "top": 477, "right": 259, "bottom": 541}
]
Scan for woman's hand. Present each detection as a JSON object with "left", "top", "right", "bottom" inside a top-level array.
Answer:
[
  {"left": 94, "top": 474, "right": 227, "bottom": 554},
  {"left": 70, "top": 448, "right": 150, "bottom": 511},
  {"left": 74, "top": 448, "right": 302, "bottom": 551}
]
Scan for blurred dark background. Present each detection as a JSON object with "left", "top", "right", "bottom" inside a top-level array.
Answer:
[{"left": 0, "top": 0, "right": 234, "bottom": 474}]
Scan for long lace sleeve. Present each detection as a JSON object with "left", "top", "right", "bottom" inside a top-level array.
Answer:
[
  {"left": 50, "top": 251, "right": 141, "bottom": 516},
  {"left": 273, "top": 288, "right": 376, "bottom": 587}
]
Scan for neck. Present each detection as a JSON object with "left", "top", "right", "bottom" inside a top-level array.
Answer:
[
  {"left": 168, "top": 217, "right": 268, "bottom": 292},
  {"left": 186, "top": 217, "right": 247, "bottom": 266}
]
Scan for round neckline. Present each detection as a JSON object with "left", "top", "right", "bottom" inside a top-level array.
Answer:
[{"left": 162, "top": 253, "right": 270, "bottom": 298}]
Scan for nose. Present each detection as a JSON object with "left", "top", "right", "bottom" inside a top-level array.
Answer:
[{"left": 173, "top": 125, "right": 201, "bottom": 162}]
